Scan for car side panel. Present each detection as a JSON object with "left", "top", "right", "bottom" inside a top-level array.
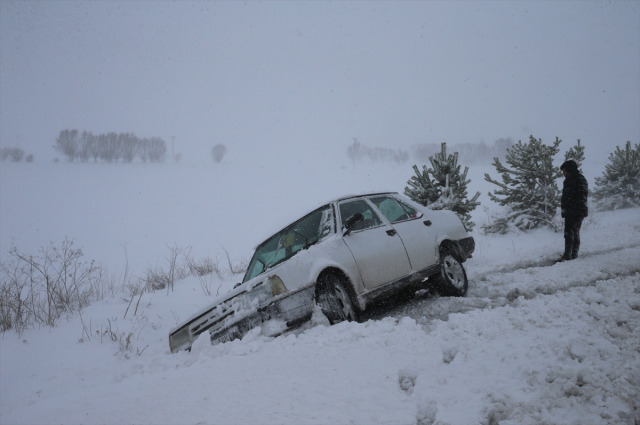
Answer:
[
  {"left": 385, "top": 196, "right": 472, "bottom": 262},
  {"left": 429, "top": 210, "right": 469, "bottom": 242},
  {"left": 341, "top": 223, "right": 413, "bottom": 289},
  {"left": 264, "top": 235, "right": 365, "bottom": 296},
  {"left": 389, "top": 218, "right": 438, "bottom": 271}
]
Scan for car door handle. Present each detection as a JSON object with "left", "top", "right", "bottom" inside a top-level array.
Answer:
[
  {"left": 386, "top": 229, "right": 397, "bottom": 236},
  {"left": 423, "top": 220, "right": 432, "bottom": 226}
]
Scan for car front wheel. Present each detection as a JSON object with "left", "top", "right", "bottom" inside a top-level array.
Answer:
[
  {"left": 315, "top": 273, "right": 357, "bottom": 324},
  {"left": 435, "top": 247, "right": 468, "bottom": 297}
]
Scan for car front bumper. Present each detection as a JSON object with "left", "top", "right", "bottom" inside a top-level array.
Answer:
[
  {"left": 211, "top": 284, "right": 316, "bottom": 344},
  {"left": 170, "top": 284, "right": 316, "bottom": 352}
]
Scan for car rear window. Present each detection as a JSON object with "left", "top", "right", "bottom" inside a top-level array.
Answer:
[{"left": 369, "top": 196, "right": 409, "bottom": 223}]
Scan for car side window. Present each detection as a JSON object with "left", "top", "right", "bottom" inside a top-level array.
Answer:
[
  {"left": 339, "top": 200, "right": 382, "bottom": 232},
  {"left": 369, "top": 196, "right": 409, "bottom": 223},
  {"left": 395, "top": 198, "right": 422, "bottom": 219}
]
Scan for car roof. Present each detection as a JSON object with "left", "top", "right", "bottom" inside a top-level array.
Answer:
[
  {"left": 251, "top": 191, "right": 401, "bottom": 249},
  {"left": 334, "top": 191, "right": 398, "bottom": 203}
]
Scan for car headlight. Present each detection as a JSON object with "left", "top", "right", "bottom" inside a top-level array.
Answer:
[
  {"left": 169, "top": 325, "right": 191, "bottom": 353},
  {"left": 241, "top": 276, "right": 288, "bottom": 309},
  {"left": 242, "top": 281, "right": 273, "bottom": 309},
  {"left": 269, "top": 275, "right": 288, "bottom": 296}
]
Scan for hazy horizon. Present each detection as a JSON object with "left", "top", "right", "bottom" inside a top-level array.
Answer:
[{"left": 1, "top": 1, "right": 638, "bottom": 162}]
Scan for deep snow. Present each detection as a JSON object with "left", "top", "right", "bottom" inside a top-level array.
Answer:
[{"left": 1, "top": 152, "right": 639, "bottom": 424}]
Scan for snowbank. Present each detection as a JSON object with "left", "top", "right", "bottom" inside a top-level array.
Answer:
[{"left": 2, "top": 158, "right": 639, "bottom": 424}]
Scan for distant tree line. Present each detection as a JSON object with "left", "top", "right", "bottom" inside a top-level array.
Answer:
[
  {"left": 412, "top": 138, "right": 514, "bottom": 165},
  {"left": 347, "top": 138, "right": 410, "bottom": 165},
  {"left": 54, "top": 129, "right": 168, "bottom": 163},
  {"left": 346, "top": 138, "right": 513, "bottom": 166},
  {"left": 1, "top": 147, "right": 33, "bottom": 162}
]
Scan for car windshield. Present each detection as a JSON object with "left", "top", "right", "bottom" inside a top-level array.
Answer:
[{"left": 243, "top": 205, "right": 334, "bottom": 283}]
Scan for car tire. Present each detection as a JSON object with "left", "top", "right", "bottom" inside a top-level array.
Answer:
[
  {"left": 434, "top": 247, "right": 468, "bottom": 297},
  {"left": 316, "top": 273, "right": 357, "bottom": 324}
]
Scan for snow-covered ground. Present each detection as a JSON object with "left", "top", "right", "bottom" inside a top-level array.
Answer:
[{"left": 1, "top": 151, "right": 639, "bottom": 424}]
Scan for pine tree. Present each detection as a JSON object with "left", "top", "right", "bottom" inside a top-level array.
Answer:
[
  {"left": 404, "top": 143, "right": 480, "bottom": 230},
  {"left": 564, "top": 139, "right": 585, "bottom": 173},
  {"left": 404, "top": 164, "right": 439, "bottom": 207},
  {"left": 592, "top": 141, "right": 640, "bottom": 211},
  {"left": 484, "top": 135, "right": 562, "bottom": 232}
]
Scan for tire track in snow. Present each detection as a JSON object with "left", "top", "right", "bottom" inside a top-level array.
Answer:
[
  {"left": 470, "top": 242, "right": 640, "bottom": 279},
  {"left": 370, "top": 245, "right": 640, "bottom": 324},
  {"left": 480, "top": 245, "right": 640, "bottom": 301}
]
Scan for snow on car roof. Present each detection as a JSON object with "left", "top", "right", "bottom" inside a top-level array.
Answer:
[
  {"left": 334, "top": 191, "right": 398, "bottom": 202},
  {"left": 251, "top": 191, "right": 399, "bottom": 249}
]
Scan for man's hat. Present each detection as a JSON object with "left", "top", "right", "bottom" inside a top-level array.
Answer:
[{"left": 560, "top": 159, "right": 578, "bottom": 172}]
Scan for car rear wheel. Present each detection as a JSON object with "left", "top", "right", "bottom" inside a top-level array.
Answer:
[
  {"left": 435, "top": 247, "right": 468, "bottom": 297},
  {"left": 316, "top": 273, "right": 357, "bottom": 324}
]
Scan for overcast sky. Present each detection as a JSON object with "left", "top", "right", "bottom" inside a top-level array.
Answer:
[{"left": 1, "top": 0, "right": 638, "bottom": 161}]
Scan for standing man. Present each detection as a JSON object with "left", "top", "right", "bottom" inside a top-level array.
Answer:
[{"left": 559, "top": 159, "right": 589, "bottom": 261}]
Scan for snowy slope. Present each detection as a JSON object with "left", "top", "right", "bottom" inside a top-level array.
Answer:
[{"left": 1, "top": 154, "right": 639, "bottom": 424}]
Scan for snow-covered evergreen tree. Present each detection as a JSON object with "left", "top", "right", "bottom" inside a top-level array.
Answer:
[
  {"left": 404, "top": 164, "right": 439, "bottom": 207},
  {"left": 404, "top": 143, "right": 480, "bottom": 230},
  {"left": 592, "top": 141, "right": 640, "bottom": 211},
  {"left": 483, "top": 135, "right": 562, "bottom": 233},
  {"left": 564, "top": 139, "right": 585, "bottom": 173}
]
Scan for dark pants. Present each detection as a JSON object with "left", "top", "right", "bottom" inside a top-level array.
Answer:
[{"left": 563, "top": 215, "right": 584, "bottom": 260}]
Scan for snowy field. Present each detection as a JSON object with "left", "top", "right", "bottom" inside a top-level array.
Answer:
[{"left": 1, "top": 150, "right": 639, "bottom": 424}]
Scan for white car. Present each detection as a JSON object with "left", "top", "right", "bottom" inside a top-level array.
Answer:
[{"left": 169, "top": 192, "right": 474, "bottom": 353}]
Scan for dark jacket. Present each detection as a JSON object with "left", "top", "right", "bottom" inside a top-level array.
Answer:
[{"left": 561, "top": 160, "right": 588, "bottom": 218}]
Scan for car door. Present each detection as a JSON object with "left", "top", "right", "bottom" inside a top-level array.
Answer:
[
  {"left": 338, "top": 198, "right": 412, "bottom": 289},
  {"left": 368, "top": 195, "right": 438, "bottom": 271}
]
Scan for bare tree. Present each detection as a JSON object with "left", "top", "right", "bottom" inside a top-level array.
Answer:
[
  {"left": 9, "top": 148, "right": 25, "bottom": 162},
  {"left": 97, "top": 134, "right": 109, "bottom": 162},
  {"left": 211, "top": 144, "right": 227, "bottom": 163},
  {"left": 120, "top": 133, "right": 139, "bottom": 163},
  {"left": 78, "top": 131, "right": 95, "bottom": 163},
  {"left": 148, "top": 137, "right": 167, "bottom": 163},
  {"left": 111, "top": 132, "right": 123, "bottom": 162},
  {"left": 1, "top": 147, "right": 25, "bottom": 162},
  {"left": 138, "top": 138, "right": 150, "bottom": 162},
  {"left": 89, "top": 135, "right": 100, "bottom": 162},
  {"left": 346, "top": 138, "right": 366, "bottom": 166},
  {"left": 98, "top": 132, "right": 121, "bottom": 162},
  {"left": 55, "top": 129, "right": 79, "bottom": 162}
]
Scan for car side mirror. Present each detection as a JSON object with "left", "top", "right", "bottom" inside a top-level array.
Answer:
[{"left": 343, "top": 213, "right": 364, "bottom": 237}]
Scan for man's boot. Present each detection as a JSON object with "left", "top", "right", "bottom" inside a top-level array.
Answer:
[{"left": 571, "top": 239, "right": 580, "bottom": 260}]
